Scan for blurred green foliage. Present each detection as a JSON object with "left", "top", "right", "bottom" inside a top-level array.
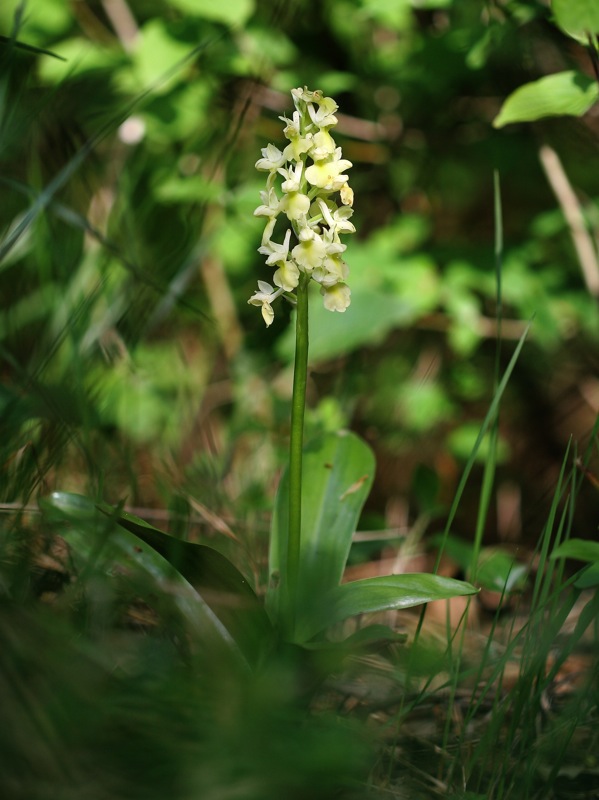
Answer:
[{"left": 1, "top": 0, "right": 599, "bottom": 550}]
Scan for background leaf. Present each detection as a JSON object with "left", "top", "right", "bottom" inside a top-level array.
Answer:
[
  {"left": 551, "top": 538, "right": 599, "bottom": 563},
  {"left": 169, "top": 0, "right": 254, "bottom": 27},
  {"left": 493, "top": 71, "right": 599, "bottom": 127},
  {"left": 552, "top": 0, "right": 599, "bottom": 39}
]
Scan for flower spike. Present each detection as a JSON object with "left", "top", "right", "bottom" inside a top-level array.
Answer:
[{"left": 249, "top": 87, "right": 355, "bottom": 325}]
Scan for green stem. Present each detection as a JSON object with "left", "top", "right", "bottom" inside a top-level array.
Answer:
[{"left": 287, "top": 271, "right": 310, "bottom": 633}]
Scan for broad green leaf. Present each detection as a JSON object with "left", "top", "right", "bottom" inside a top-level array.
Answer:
[
  {"left": 493, "top": 71, "right": 599, "bottom": 128},
  {"left": 96, "top": 500, "right": 273, "bottom": 663},
  {"left": 299, "top": 574, "right": 479, "bottom": 641},
  {"left": 268, "top": 432, "right": 375, "bottom": 638},
  {"left": 40, "top": 492, "right": 242, "bottom": 662},
  {"left": 41, "top": 492, "right": 272, "bottom": 665},
  {"left": 552, "top": 0, "right": 599, "bottom": 39},
  {"left": 169, "top": 0, "right": 254, "bottom": 27},
  {"left": 551, "top": 538, "right": 599, "bottom": 562}
]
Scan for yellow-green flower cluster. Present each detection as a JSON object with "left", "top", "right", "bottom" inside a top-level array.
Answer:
[{"left": 249, "top": 87, "right": 355, "bottom": 326}]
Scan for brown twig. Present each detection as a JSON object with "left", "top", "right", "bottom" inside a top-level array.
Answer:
[{"left": 539, "top": 144, "right": 599, "bottom": 298}]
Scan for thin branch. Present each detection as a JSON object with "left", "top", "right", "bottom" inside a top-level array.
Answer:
[{"left": 539, "top": 144, "right": 599, "bottom": 298}]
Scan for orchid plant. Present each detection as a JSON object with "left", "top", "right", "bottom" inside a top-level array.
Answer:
[
  {"left": 41, "top": 88, "right": 478, "bottom": 673},
  {"left": 247, "top": 88, "right": 478, "bottom": 642}
]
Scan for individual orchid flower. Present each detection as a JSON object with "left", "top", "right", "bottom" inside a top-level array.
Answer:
[
  {"left": 279, "top": 161, "right": 303, "bottom": 193},
  {"left": 305, "top": 148, "right": 353, "bottom": 191},
  {"left": 258, "top": 228, "right": 292, "bottom": 266},
  {"left": 280, "top": 191, "right": 311, "bottom": 221},
  {"left": 340, "top": 184, "right": 354, "bottom": 207},
  {"left": 248, "top": 281, "right": 284, "bottom": 327},
  {"left": 254, "top": 187, "right": 281, "bottom": 219},
  {"left": 255, "top": 143, "right": 287, "bottom": 172},
  {"left": 321, "top": 282, "right": 351, "bottom": 312},
  {"left": 309, "top": 129, "right": 337, "bottom": 161},
  {"left": 273, "top": 259, "right": 300, "bottom": 292},
  {"left": 291, "top": 228, "right": 327, "bottom": 272},
  {"left": 306, "top": 95, "right": 338, "bottom": 128},
  {"left": 291, "top": 87, "right": 322, "bottom": 105},
  {"left": 312, "top": 253, "right": 349, "bottom": 287},
  {"left": 317, "top": 199, "right": 356, "bottom": 237}
]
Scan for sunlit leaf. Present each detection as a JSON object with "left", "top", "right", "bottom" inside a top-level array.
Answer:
[
  {"left": 169, "top": 0, "right": 254, "bottom": 27},
  {"left": 552, "top": 0, "right": 599, "bottom": 39},
  {"left": 133, "top": 20, "right": 193, "bottom": 91},
  {"left": 277, "top": 288, "right": 415, "bottom": 363},
  {"left": 493, "top": 71, "right": 599, "bottom": 127}
]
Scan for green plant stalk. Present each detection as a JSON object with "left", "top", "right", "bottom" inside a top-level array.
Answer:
[{"left": 286, "top": 271, "right": 310, "bottom": 632}]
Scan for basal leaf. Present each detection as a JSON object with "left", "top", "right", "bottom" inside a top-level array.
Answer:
[
  {"left": 40, "top": 492, "right": 272, "bottom": 665},
  {"left": 268, "top": 432, "right": 375, "bottom": 638},
  {"left": 299, "top": 573, "right": 479, "bottom": 641},
  {"left": 493, "top": 71, "right": 599, "bottom": 128},
  {"left": 96, "top": 500, "right": 273, "bottom": 663},
  {"left": 40, "top": 492, "right": 243, "bottom": 661}
]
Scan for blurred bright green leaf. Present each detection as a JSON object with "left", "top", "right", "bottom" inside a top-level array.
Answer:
[
  {"left": 277, "top": 288, "right": 414, "bottom": 363},
  {"left": 169, "top": 0, "right": 254, "bottom": 27},
  {"left": 133, "top": 20, "right": 193, "bottom": 90},
  {"left": 493, "top": 70, "right": 599, "bottom": 127},
  {"left": 476, "top": 549, "right": 528, "bottom": 592},
  {"left": 552, "top": 0, "right": 599, "bottom": 39},
  {"left": 38, "top": 38, "right": 123, "bottom": 82},
  {"left": 447, "top": 422, "right": 510, "bottom": 463}
]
